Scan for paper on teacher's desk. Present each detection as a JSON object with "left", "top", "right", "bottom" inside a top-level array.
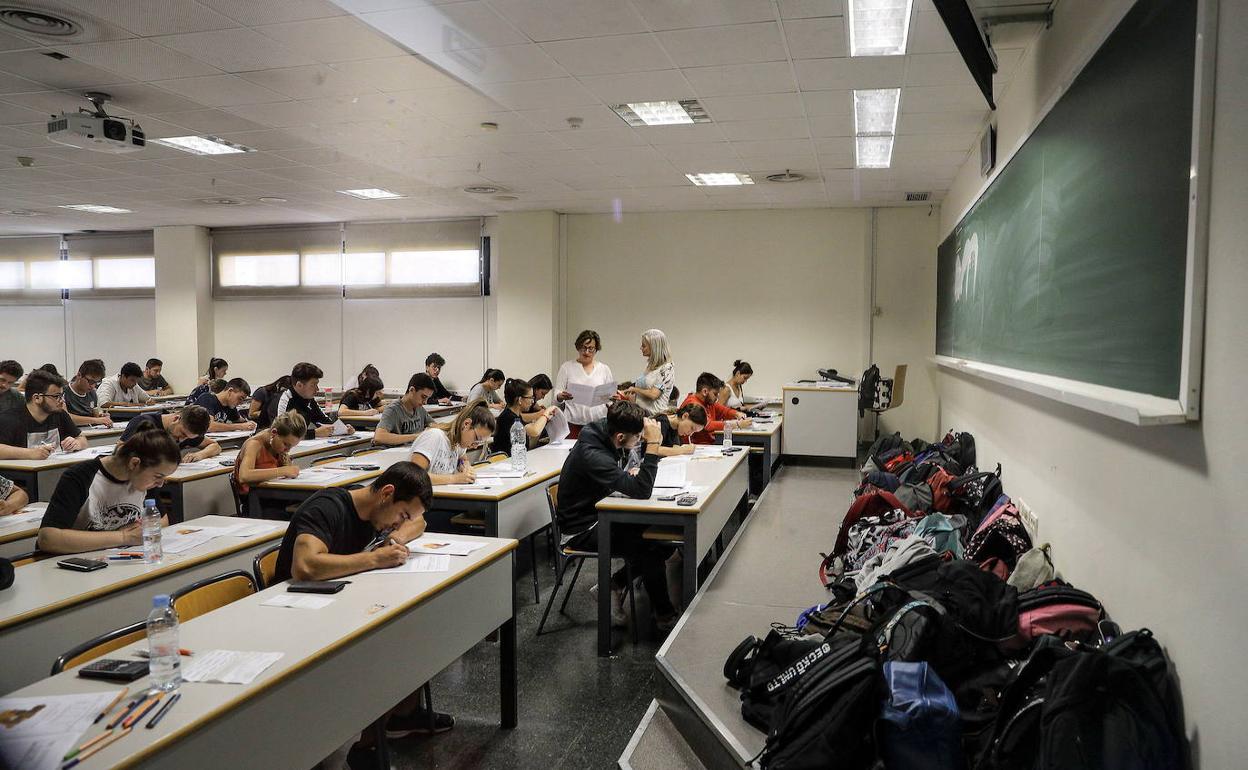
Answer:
[
  {"left": 0, "top": 691, "right": 119, "bottom": 770},
  {"left": 564, "top": 381, "right": 617, "bottom": 406},
  {"left": 546, "top": 407, "right": 570, "bottom": 444},
  {"left": 182, "top": 650, "right": 283, "bottom": 685},
  {"left": 406, "top": 537, "right": 488, "bottom": 556},
  {"left": 366, "top": 553, "right": 451, "bottom": 575},
  {"left": 262, "top": 594, "right": 334, "bottom": 610}
]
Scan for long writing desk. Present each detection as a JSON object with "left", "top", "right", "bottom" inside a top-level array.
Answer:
[
  {"left": 0, "top": 516, "right": 287, "bottom": 693},
  {"left": 105, "top": 403, "right": 172, "bottom": 422},
  {"left": 2, "top": 535, "right": 518, "bottom": 769},
  {"left": 80, "top": 425, "right": 125, "bottom": 447},
  {"left": 0, "top": 502, "right": 45, "bottom": 558},
  {"left": 595, "top": 451, "right": 750, "bottom": 656},
  {"left": 714, "top": 415, "right": 783, "bottom": 494},
  {"left": 0, "top": 446, "right": 116, "bottom": 501}
]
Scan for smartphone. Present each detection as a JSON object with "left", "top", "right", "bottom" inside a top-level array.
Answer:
[
  {"left": 657, "top": 493, "right": 678, "bottom": 501},
  {"left": 218, "top": 458, "right": 235, "bottom": 466},
  {"left": 57, "top": 557, "right": 108, "bottom": 572},
  {"left": 288, "top": 580, "right": 349, "bottom": 594},
  {"left": 346, "top": 464, "right": 380, "bottom": 471}
]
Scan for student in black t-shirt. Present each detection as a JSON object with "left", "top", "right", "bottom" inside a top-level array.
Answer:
[
  {"left": 493, "top": 378, "right": 557, "bottom": 456},
  {"left": 250, "top": 375, "right": 290, "bottom": 429},
  {"left": 139, "top": 358, "right": 174, "bottom": 396},
  {"left": 272, "top": 462, "right": 453, "bottom": 757},
  {"left": 0, "top": 370, "right": 85, "bottom": 460},
  {"left": 274, "top": 362, "right": 352, "bottom": 439},
  {"left": 425, "top": 353, "right": 453, "bottom": 404},
  {"left": 338, "top": 375, "right": 384, "bottom": 417},
  {"left": 37, "top": 429, "right": 181, "bottom": 554},
  {"left": 652, "top": 402, "right": 708, "bottom": 457},
  {"left": 118, "top": 405, "right": 220, "bottom": 462},
  {"left": 193, "top": 377, "right": 256, "bottom": 433}
]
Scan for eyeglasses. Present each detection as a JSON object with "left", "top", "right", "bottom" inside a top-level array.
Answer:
[
  {"left": 86, "top": 378, "right": 102, "bottom": 386},
  {"left": 38, "top": 392, "right": 66, "bottom": 402},
  {"left": 577, "top": 345, "right": 597, "bottom": 353}
]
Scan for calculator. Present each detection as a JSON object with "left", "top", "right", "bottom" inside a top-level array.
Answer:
[
  {"left": 78, "top": 658, "right": 149, "bottom": 682},
  {"left": 676, "top": 494, "right": 698, "bottom": 506}
]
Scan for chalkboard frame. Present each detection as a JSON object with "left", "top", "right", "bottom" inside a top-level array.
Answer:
[{"left": 934, "top": 0, "right": 1216, "bottom": 426}]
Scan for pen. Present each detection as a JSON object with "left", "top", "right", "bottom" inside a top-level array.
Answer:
[
  {"left": 109, "top": 555, "right": 142, "bottom": 561},
  {"left": 64, "top": 728, "right": 113, "bottom": 760},
  {"left": 145, "top": 692, "right": 180, "bottom": 729},
  {"left": 92, "top": 687, "right": 128, "bottom": 724},
  {"left": 105, "top": 697, "right": 143, "bottom": 730},
  {"left": 63, "top": 726, "right": 131, "bottom": 768},
  {"left": 123, "top": 693, "right": 164, "bottom": 729},
  {"left": 133, "top": 648, "right": 193, "bottom": 658}
]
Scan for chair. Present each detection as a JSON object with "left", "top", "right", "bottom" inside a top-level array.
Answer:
[
  {"left": 169, "top": 569, "right": 257, "bottom": 623},
  {"left": 536, "top": 483, "right": 637, "bottom": 646},
  {"left": 252, "top": 543, "right": 281, "bottom": 589},
  {"left": 868, "top": 364, "right": 907, "bottom": 439},
  {"left": 51, "top": 620, "right": 147, "bottom": 675}
]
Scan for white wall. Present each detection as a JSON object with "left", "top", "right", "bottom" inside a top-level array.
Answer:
[
  {"left": 935, "top": 2, "right": 1246, "bottom": 765},
  {"left": 563, "top": 209, "right": 872, "bottom": 400},
  {"left": 0, "top": 304, "right": 64, "bottom": 372},
  {"left": 65, "top": 299, "right": 156, "bottom": 376},
  {"left": 493, "top": 211, "right": 558, "bottom": 380}
]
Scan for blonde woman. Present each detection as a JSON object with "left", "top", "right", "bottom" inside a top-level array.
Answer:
[
  {"left": 409, "top": 400, "right": 497, "bottom": 485},
  {"left": 619, "top": 329, "right": 675, "bottom": 415},
  {"left": 232, "top": 411, "right": 306, "bottom": 518}
]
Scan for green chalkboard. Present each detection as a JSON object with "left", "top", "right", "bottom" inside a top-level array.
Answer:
[{"left": 936, "top": 0, "right": 1195, "bottom": 400}]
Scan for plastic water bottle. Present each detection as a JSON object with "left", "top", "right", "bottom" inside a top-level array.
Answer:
[
  {"left": 141, "top": 498, "right": 162, "bottom": 564},
  {"left": 147, "top": 594, "right": 181, "bottom": 692},
  {"left": 510, "top": 419, "right": 527, "bottom": 471},
  {"left": 723, "top": 420, "right": 735, "bottom": 449}
]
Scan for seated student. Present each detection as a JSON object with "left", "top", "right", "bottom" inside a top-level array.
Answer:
[
  {"left": 467, "top": 369, "right": 504, "bottom": 405},
  {"left": 36, "top": 429, "right": 180, "bottom": 554},
  {"left": 64, "top": 359, "right": 112, "bottom": 428},
  {"left": 425, "top": 353, "right": 453, "bottom": 404},
  {"left": 0, "top": 370, "right": 86, "bottom": 460},
  {"left": 719, "top": 360, "right": 754, "bottom": 410},
  {"left": 555, "top": 401, "right": 677, "bottom": 630},
  {"left": 681, "top": 373, "right": 752, "bottom": 444},
  {"left": 274, "top": 363, "right": 353, "bottom": 440},
  {"left": 0, "top": 360, "right": 25, "bottom": 415},
  {"left": 653, "top": 403, "right": 708, "bottom": 457},
  {"left": 339, "top": 375, "right": 384, "bottom": 417},
  {"left": 374, "top": 373, "right": 436, "bottom": 447},
  {"left": 193, "top": 377, "right": 257, "bottom": 433},
  {"left": 494, "top": 379, "right": 558, "bottom": 456},
  {"left": 523, "top": 374, "right": 554, "bottom": 420},
  {"left": 98, "top": 362, "right": 154, "bottom": 407},
  {"left": 232, "top": 412, "right": 304, "bottom": 516},
  {"left": 409, "top": 400, "right": 495, "bottom": 485},
  {"left": 0, "top": 475, "right": 29, "bottom": 517},
  {"left": 139, "top": 358, "right": 174, "bottom": 396},
  {"left": 186, "top": 357, "right": 229, "bottom": 404},
  {"left": 250, "top": 375, "right": 290, "bottom": 429},
  {"left": 119, "top": 404, "right": 220, "bottom": 462},
  {"left": 36, "top": 363, "right": 59, "bottom": 377},
  {"left": 272, "top": 462, "right": 452, "bottom": 761},
  {"left": 355, "top": 364, "right": 380, "bottom": 388}
]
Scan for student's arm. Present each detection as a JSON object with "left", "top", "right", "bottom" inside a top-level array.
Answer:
[
  {"left": 206, "top": 418, "right": 236, "bottom": 433},
  {"left": 248, "top": 398, "right": 264, "bottom": 419},
  {"left": 69, "top": 412, "right": 111, "bottom": 427},
  {"left": 96, "top": 380, "right": 118, "bottom": 407},
  {"left": 184, "top": 438, "right": 221, "bottom": 462},
  {"left": 373, "top": 408, "right": 414, "bottom": 446},
  {"left": 586, "top": 422, "right": 662, "bottom": 499},
  {"left": 135, "top": 384, "right": 153, "bottom": 404},
  {"left": 650, "top": 441, "right": 695, "bottom": 457},
  {"left": 236, "top": 439, "right": 298, "bottom": 484},
  {"left": 717, "top": 385, "right": 731, "bottom": 405},
  {"left": 0, "top": 482, "right": 28, "bottom": 515},
  {"left": 0, "top": 443, "right": 51, "bottom": 460},
  {"left": 36, "top": 465, "right": 143, "bottom": 554},
  {"left": 410, "top": 448, "right": 474, "bottom": 485},
  {"left": 523, "top": 407, "right": 555, "bottom": 438},
  {"left": 290, "top": 532, "right": 407, "bottom": 581}
]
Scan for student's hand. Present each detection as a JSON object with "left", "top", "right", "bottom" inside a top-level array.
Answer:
[
  {"left": 27, "top": 445, "right": 52, "bottom": 460},
  {"left": 452, "top": 466, "right": 477, "bottom": 484},
  {"left": 556, "top": 390, "right": 573, "bottom": 402},
  {"left": 96, "top": 416, "right": 114, "bottom": 428},
  {"left": 543, "top": 406, "right": 559, "bottom": 419},
  {"left": 184, "top": 451, "right": 206, "bottom": 463},
  {"left": 279, "top": 465, "right": 300, "bottom": 479},
  {"left": 736, "top": 418, "right": 753, "bottom": 429},
  {"left": 628, "top": 467, "right": 640, "bottom": 477},
  {"left": 371, "top": 542, "right": 409, "bottom": 570},
  {"left": 392, "top": 515, "right": 427, "bottom": 544},
  {"left": 677, "top": 444, "right": 695, "bottom": 456},
  {"left": 314, "top": 425, "right": 334, "bottom": 438},
  {"left": 438, "top": 397, "right": 451, "bottom": 405},
  {"left": 641, "top": 418, "right": 662, "bottom": 444},
  {"left": 345, "top": 425, "right": 356, "bottom": 435},
  {"left": 118, "top": 521, "right": 143, "bottom": 546}
]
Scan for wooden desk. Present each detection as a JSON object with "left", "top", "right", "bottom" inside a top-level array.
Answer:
[
  {"left": 595, "top": 452, "right": 750, "bottom": 656},
  {"left": 0, "top": 502, "right": 45, "bottom": 558},
  {"left": 0, "top": 447, "right": 114, "bottom": 501},
  {"left": 105, "top": 403, "right": 171, "bottom": 421},
  {"left": 203, "top": 429, "right": 254, "bottom": 450},
  {"left": 80, "top": 425, "right": 125, "bottom": 447},
  {"left": 714, "top": 415, "right": 783, "bottom": 493},
  {"left": 0, "top": 516, "right": 287, "bottom": 693}
]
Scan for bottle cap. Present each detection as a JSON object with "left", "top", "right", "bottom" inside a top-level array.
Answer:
[
  {"left": 145, "top": 498, "right": 157, "bottom": 508},
  {"left": 152, "top": 594, "right": 170, "bottom": 608}
]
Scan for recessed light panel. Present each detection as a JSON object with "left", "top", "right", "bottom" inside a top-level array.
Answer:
[
  {"left": 848, "top": 0, "right": 914, "bottom": 57},
  {"left": 150, "top": 135, "right": 255, "bottom": 155},
  {"left": 855, "top": 136, "right": 895, "bottom": 169},
  {"left": 337, "top": 188, "right": 406, "bottom": 200},
  {"left": 58, "top": 204, "right": 131, "bottom": 214},
  {"left": 853, "top": 88, "right": 901, "bottom": 135},
  {"left": 686, "top": 173, "right": 754, "bottom": 187},
  {"left": 611, "top": 100, "right": 711, "bottom": 127}
]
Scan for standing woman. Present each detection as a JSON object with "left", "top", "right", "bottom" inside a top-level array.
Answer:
[
  {"left": 467, "top": 369, "right": 505, "bottom": 405},
  {"left": 554, "top": 330, "right": 614, "bottom": 438},
  {"left": 187, "top": 358, "right": 228, "bottom": 403},
  {"left": 719, "top": 360, "right": 753, "bottom": 409},
  {"left": 621, "top": 329, "right": 675, "bottom": 416}
]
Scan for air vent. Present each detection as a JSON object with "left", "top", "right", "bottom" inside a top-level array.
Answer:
[
  {"left": 0, "top": 8, "right": 79, "bottom": 36},
  {"left": 463, "top": 185, "right": 502, "bottom": 195},
  {"left": 905, "top": 191, "right": 931, "bottom": 202},
  {"left": 765, "top": 170, "right": 806, "bottom": 183}
]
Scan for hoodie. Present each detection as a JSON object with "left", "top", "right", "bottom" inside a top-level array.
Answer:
[{"left": 556, "top": 418, "right": 659, "bottom": 537}]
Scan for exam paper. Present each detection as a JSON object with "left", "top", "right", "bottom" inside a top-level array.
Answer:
[
  {"left": 654, "top": 461, "right": 688, "bottom": 488},
  {"left": 261, "top": 594, "right": 334, "bottom": 610},
  {"left": 330, "top": 419, "right": 351, "bottom": 436},
  {"left": 177, "top": 459, "right": 220, "bottom": 472},
  {"left": 182, "top": 650, "right": 283, "bottom": 685},
  {"left": 406, "top": 537, "right": 487, "bottom": 556},
  {"left": 282, "top": 468, "right": 353, "bottom": 484},
  {"left": 366, "top": 553, "right": 451, "bottom": 575},
  {"left": 564, "top": 381, "right": 617, "bottom": 407},
  {"left": 50, "top": 446, "right": 113, "bottom": 461},
  {"left": 160, "top": 522, "right": 250, "bottom": 554},
  {"left": 473, "top": 461, "right": 527, "bottom": 478},
  {"left": 546, "top": 408, "right": 570, "bottom": 445},
  {"left": 0, "top": 691, "right": 118, "bottom": 770},
  {"left": 0, "top": 505, "right": 45, "bottom": 529}
]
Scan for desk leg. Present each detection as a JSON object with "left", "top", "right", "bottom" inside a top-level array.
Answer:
[
  {"left": 500, "top": 554, "right": 518, "bottom": 728},
  {"left": 597, "top": 515, "right": 613, "bottom": 657},
  {"left": 681, "top": 518, "right": 698, "bottom": 611},
  {"left": 169, "top": 484, "right": 184, "bottom": 524}
]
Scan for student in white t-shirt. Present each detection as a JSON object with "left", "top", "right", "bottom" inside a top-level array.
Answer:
[
  {"left": 97, "top": 362, "right": 154, "bottom": 407},
  {"left": 408, "top": 400, "right": 496, "bottom": 486}
]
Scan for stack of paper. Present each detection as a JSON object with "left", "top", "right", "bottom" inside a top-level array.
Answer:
[
  {"left": 365, "top": 553, "right": 451, "bottom": 575},
  {"left": 0, "top": 691, "right": 119, "bottom": 770},
  {"left": 654, "top": 461, "right": 689, "bottom": 488},
  {"left": 182, "top": 650, "right": 283, "bottom": 684},
  {"left": 406, "top": 537, "right": 488, "bottom": 556},
  {"left": 564, "top": 381, "right": 617, "bottom": 406},
  {"left": 474, "top": 462, "right": 527, "bottom": 479}
]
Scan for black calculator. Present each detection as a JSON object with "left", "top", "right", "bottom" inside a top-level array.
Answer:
[{"left": 78, "top": 658, "right": 150, "bottom": 682}]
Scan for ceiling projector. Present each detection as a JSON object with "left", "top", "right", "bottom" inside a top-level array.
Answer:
[{"left": 47, "top": 92, "right": 144, "bottom": 154}]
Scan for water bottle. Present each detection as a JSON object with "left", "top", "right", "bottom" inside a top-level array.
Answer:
[
  {"left": 141, "top": 498, "right": 162, "bottom": 564},
  {"left": 723, "top": 420, "right": 735, "bottom": 449},
  {"left": 510, "top": 419, "right": 527, "bottom": 471},
  {"left": 147, "top": 594, "right": 181, "bottom": 692}
]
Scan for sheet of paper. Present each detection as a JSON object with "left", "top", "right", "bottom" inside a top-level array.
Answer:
[
  {"left": 0, "top": 506, "right": 45, "bottom": 529},
  {"left": 546, "top": 407, "right": 570, "bottom": 445},
  {"left": 330, "top": 419, "right": 351, "bottom": 436},
  {"left": 51, "top": 446, "right": 114, "bottom": 461},
  {"left": 654, "top": 460, "right": 688, "bottom": 488},
  {"left": 281, "top": 467, "right": 354, "bottom": 485},
  {"left": 177, "top": 459, "right": 220, "bottom": 471},
  {"left": 206, "top": 430, "right": 251, "bottom": 439},
  {"left": 439, "top": 483, "right": 494, "bottom": 491},
  {"left": 693, "top": 445, "right": 725, "bottom": 457},
  {"left": 366, "top": 553, "right": 451, "bottom": 575},
  {"left": 182, "top": 650, "right": 283, "bottom": 685},
  {"left": 564, "top": 381, "right": 617, "bottom": 406},
  {"left": 473, "top": 461, "right": 527, "bottom": 478},
  {"left": 0, "top": 691, "right": 118, "bottom": 770},
  {"left": 405, "top": 537, "right": 487, "bottom": 556},
  {"left": 261, "top": 594, "right": 334, "bottom": 610},
  {"left": 160, "top": 522, "right": 249, "bottom": 554}
]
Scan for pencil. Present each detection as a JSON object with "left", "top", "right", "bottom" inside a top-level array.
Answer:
[
  {"left": 64, "top": 726, "right": 131, "bottom": 768},
  {"left": 63, "top": 729, "right": 113, "bottom": 760},
  {"left": 122, "top": 693, "right": 163, "bottom": 729},
  {"left": 105, "top": 697, "right": 142, "bottom": 730},
  {"left": 92, "top": 687, "right": 128, "bottom": 723}
]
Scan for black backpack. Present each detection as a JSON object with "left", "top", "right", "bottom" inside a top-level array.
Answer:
[
  {"left": 946, "top": 465, "right": 1005, "bottom": 534},
  {"left": 942, "top": 431, "right": 977, "bottom": 470},
  {"left": 858, "top": 365, "right": 881, "bottom": 417},
  {"left": 724, "top": 628, "right": 830, "bottom": 733},
  {"left": 0, "top": 556, "right": 12, "bottom": 591}
]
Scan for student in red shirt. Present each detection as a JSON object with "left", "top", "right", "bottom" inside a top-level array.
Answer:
[{"left": 680, "top": 372, "right": 752, "bottom": 444}]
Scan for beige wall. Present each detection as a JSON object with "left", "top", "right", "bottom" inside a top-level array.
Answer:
[
  {"left": 936, "top": 2, "right": 1246, "bottom": 765},
  {"left": 154, "top": 225, "right": 213, "bottom": 390},
  {"left": 492, "top": 211, "right": 558, "bottom": 381}
]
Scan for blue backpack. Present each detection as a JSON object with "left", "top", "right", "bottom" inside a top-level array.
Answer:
[{"left": 878, "top": 661, "right": 964, "bottom": 770}]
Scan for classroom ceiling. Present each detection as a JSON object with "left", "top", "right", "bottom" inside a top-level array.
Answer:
[{"left": 0, "top": 0, "right": 1043, "bottom": 234}]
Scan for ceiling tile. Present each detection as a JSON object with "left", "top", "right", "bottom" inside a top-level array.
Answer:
[
  {"left": 212, "top": 128, "right": 321, "bottom": 151},
  {"left": 657, "top": 23, "right": 787, "bottom": 68},
  {"left": 197, "top": 0, "right": 347, "bottom": 26},
  {"left": 642, "top": 123, "right": 726, "bottom": 144},
  {"left": 578, "top": 70, "right": 695, "bottom": 104},
  {"left": 223, "top": 101, "right": 326, "bottom": 128},
  {"left": 93, "top": 83, "right": 209, "bottom": 114},
  {"left": 681, "top": 62, "right": 797, "bottom": 97},
  {"left": 907, "top": 12, "right": 957, "bottom": 55},
  {"left": 53, "top": 39, "right": 220, "bottom": 81},
  {"left": 701, "top": 93, "right": 805, "bottom": 122},
  {"left": 464, "top": 44, "right": 567, "bottom": 84},
  {"left": 0, "top": 71, "right": 44, "bottom": 95},
  {"left": 480, "top": 78, "right": 599, "bottom": 110},
  {"left": 629, "top": 0, "right": 775, "bottom": 31},
  {"left": 720, "top": 118, "right": 810, "bottom": 141},
  {"left": 0, "top": 50, "right": 128, "bottom": 90},
  {"left": 903, "top": 52, "right": 977, "bottom": 88},
  {"left": 398, "top": 86, "right": 506, "bottom": 116},
  {"left": 555, "top": 127, "right": 647, "bottom": 149},
  {"left": 801, "top": 90, "right": 852, "bottom": 116},
  {"left": 516, "top": 105, "right": 621, "bottom": 132},
  {"left": 0, "top": 100, "right": 55, "bottom": 125},
  {"left": 654, "top": 141, "right": 740, "bottom": 162},
  {"left": 896, "top": 110, "right": 986, "bottom": 134},
  {"left": 783, "top": 17, "right": 848, "bottom": 60},
  {"left": 326, "top": 57, "right": 460, "bottom": 93},
  {"left": 151, "top": 29, "right": 316, "bottom": 73},
  {"left": 237, "top": 65, "right": 372, "bottom": 99},
  {"left": 809, "top": 113, "right": 855, "bottom": 137},
  {"left": 0, "top": 30, "right": 44, "bottom": 52},
  {"left": 255, "top": 16, "right": 409, "bottom": 63},
  {"left": 778, "top": 0, "right": 846, "bottom": 19},
  {"left": 731, "top": 138, "right": 816, "bottom": 159},
  {"left": 541, "top": 34, "right": 674, "bottom": 77},
  {"left": 153, "top": 74, "right": 289, "bottom": 107},
  {"left": 486, "top": 0, "right": 648, "bottom": 42},
  {"left": 437, "top": 110, "right": 542, "bottom": 135},
  {"left": 902, "top": 84, "right": 989, "bottom": 112},
  {"left": 354, "top": 2, "right": 528, "bottom": 51},
  {"left": 794, "top": 56, "right": 905, "bottom": 91},
  {"left": 155, "top": 108, "right": 268, "bottom": 134},
  {"left": 893, "top": 132, "right": 977, "bottom": 153},
  {"left": 67, "top": 0, "right": 240, "bottom": 36}
]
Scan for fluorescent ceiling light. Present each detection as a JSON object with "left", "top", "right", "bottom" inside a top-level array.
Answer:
[
  {"left": 853, "top": 88, "right": 901, "bottom": 135},
  {"left": 855, "top": 136, "right": 895, "bottom": 169},
  {"left": 848, "top": 0, "right": 914, "bottom": 57},
  {"left": 337, "top": 188, "right": 406, "bottom": 200},
  {"left": 611, "top": 100, "right": 711, "bottom": 127},
  {"left": 149, "top": 135, "right": 255, "bottom": 155},
  {"left": 58, "top": 204, "right": 132, "bottom": 214},
  {"left": 686, "top": 173, "right": 754, "bottom": 187}
]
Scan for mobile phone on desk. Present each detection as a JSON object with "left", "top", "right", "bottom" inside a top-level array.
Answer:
[
  {"left": 288, "top": 580, "right": 349, "bottom": 594},
  {"left": 657, "top": 493, "right": 678, "bottom": 501},
  {"left": 57, "top": 557, "right": 108, "bottom": 572}
]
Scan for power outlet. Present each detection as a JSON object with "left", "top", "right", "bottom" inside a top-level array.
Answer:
[{"left": 1016, "top": 497, "right": 1039, "bottom": 541}]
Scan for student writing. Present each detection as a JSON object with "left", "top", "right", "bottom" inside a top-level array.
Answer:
[
  {"left": 118, "top": 404, "right": 220, "bottom": 462},
  {"left": 193, "top": 377, "right": 257, "bottom": 432},
  {"left": 493, "top": 378, "right": 557, "bottom": 456},
  {"left": 0, "top": 370, "right": 86, "bottom": 459},
  {"left": 186, "top": 357, "right": 228, "bottom": 404},
  {"left": 338, "top": 375, "right": 384, "bottom": 417},
  {"left": 98, "top": 362, "right": 154, "bottom": 407},
  {"left": 681, "top": 372, "right": 751, "bottom": 444},
  {"left": 139, "top": 358, "right": 174, "bottom": 396},
  {"left": 409, "top": 400, "right": 495, "bottom": 485},
  {"left": 0, "top": 475, "right": 29, "bottom": 517},
  {"left": 653, "top": 403, "right": 708, "bottom": 457},
  {"left": 0, "top": 360, "right": 24, "bottom": 415},
  {"left": 425, "top": 353, "right": 453, "bottom": 404},
  {"left": 250, "top": 375, "right": 289, "bottom": 429},
  {"left": 374, "top": 373, "right": 436, "bottom": 447},
  {"left": 232, "top": 412, "right": 304, "bottom": 517},
  {"left": 275, "top": 362, "right": 351, "bottom": 439},
  {"left": 467, "top": 369, "right": 505, "bottom": 406},
  {"left": 64, "top": 359, "right": 112, "bottom": 428}
]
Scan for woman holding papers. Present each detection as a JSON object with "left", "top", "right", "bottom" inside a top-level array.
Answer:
[
  {"left": 494, "top": 379, "right": 558, "bottom": 456},
  {"left": 619, "top": 329, "right": 675, "bottom": 416},
  {"left": 409, "top": 400, "right": 496, "bottom": 485},
  {"left": 36, "top": 430, "right": 180, "bottom": 554},
  {"left": 555, "top": 329, "right": 615, "bottom": 438}
]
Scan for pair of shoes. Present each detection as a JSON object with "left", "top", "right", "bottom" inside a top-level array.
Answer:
[
  {"left": 588, "top": 583, "right": 629, "bottom": 627},
  {"left": 385, "top": 709, "right": 455, "bottom": 737},
  {"left": 345, "top": 743, "right": 379, "bottom": 770}
]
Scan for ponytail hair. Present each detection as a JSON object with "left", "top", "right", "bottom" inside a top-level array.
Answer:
[
  {"left": 436, "top": 399, "right": 496, "bottom": 450},
  {"left": 477, "top": 368, "right": 504, "bottom": 386},
  {"left": 503, "top": 378, "right": 532, "bottom": 406},
  {"left": 262, "top": 375, "right": 291, "bottom": 396},
  {"left": 732, "top": 360, "right": 753, "bottom": 376},
  {"left": 116, "top": 429, "right": 180, "bottom": 468},
  {"left": 206, "top": 357, "right": 228, "bottom": 378},
  {"left": 271, "top": 411, "right": 306, "bottom": 439}
]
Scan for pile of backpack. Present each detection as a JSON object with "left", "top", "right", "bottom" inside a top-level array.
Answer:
[{"left": 723, "top": 430, "right": 1187, "bottom": 770}]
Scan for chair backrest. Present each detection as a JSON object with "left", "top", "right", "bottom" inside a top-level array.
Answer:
[
  {"left": 889, "top": 365, "right": 908, "bottom": 410},
  {"left": 252, "top": 543, "right": 281, "bottom": 590},
  {"left": 170, "top": 569, "right": 257, "bottom": 623},
  {"left": 52, "top": 620, "right": 147, "bottom": 675},
  {"left": 544, "top": 483, "right": 563, "bottom": 542},
  {"left": 312, "top": 453, "right": 348, "bottom": 466},
  {"left": 10, "top": 550, "right": 50, "bottom": 567}
]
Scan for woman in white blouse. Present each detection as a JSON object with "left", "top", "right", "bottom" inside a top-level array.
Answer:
[
  {"left": 620, "top": 329, "right": 675, "bottom": 416},
  {"left": 555, "top": 330, "right": 614, "bottom": 437},
  {"left": 719, "top": 360, "right": 753, "bottom": 410}
]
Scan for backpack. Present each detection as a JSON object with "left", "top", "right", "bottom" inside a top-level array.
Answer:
[
  {"left": 1008, "top": 580, "right": 1104, "bottom": 651},
  {"left": 1006, "top": 544, "right": 1057, "bottom": 591},
  {"left": 879, "top": 661, "right": 964, "bottom": 770},
  {"left": 829, "top": 489, "right": 916, "bottom": 562},
  {"left": 942, "top": 430, "right": 977, "bottom": 471},
  {"left": 866, "top": 431, "right": 908, "bottom": 461},
  {"left": 913, "top": 512, "right": 967, "bottom": 558},
  {"left": 724, "top": 628, "right": 834, "bottom": 733},
  {"left": 946, "top": 465, "right": 1005, "bottom": 534},
  {"left": 858, "top": 364, "right": 881, "bottom": 417},
  {"left": 965, "top": 498, "right": 1032, "bottom": 577},
  {"left": 842, "top": 510, "right": 921, "bottom": 575}
]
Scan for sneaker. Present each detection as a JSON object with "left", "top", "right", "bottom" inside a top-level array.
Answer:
[
  {"left": 588, "top": 582, "right": 629, "bottom": 627},
  {"left": 385, "top": 709, "right": 455, "bottom": 737},
  {"left": 345, "top": 743, "right": 380, "bottom": 770}
]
